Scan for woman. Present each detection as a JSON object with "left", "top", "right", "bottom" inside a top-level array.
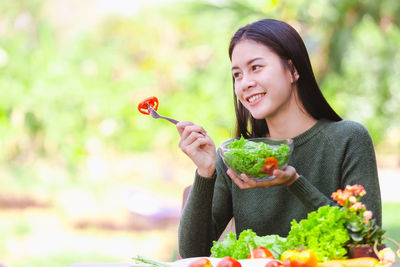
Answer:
[{"left": 176, "top": 19, "right": 382, "bottom": 258}]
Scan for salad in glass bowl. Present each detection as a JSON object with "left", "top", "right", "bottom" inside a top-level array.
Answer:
[{"left": 219, "top": 137, "right": 294, "bottom": 181}]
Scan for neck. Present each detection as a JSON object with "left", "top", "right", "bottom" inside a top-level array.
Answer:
[{"left": 266, "top": 99, "right": 317, "bottom": 139}]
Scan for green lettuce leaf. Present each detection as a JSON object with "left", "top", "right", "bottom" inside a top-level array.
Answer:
[
  {"left": 224, "top": 137, "right": 290, "bottom": 178},
  {"left": 210, "top": 229, "right": 288, "bottom": 260},
  {"left": 286, "top": 205, "right": 350, "bottom": 261}
]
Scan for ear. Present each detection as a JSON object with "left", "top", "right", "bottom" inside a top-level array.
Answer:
[{"left": 288, "top": 60, "right": 299, "bottom": 83}]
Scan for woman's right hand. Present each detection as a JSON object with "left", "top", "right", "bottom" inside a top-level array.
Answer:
[{"left": 176, "top": 121, "right": 216, "bottom": 178}]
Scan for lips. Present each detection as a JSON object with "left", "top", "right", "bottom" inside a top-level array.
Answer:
[{"left": 246, "top": 93, "right": 266, "bottom": 105}]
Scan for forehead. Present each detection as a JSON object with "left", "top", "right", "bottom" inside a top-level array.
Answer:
[{"left": 231, "top": 40, "right": 275, "bottom": 64}]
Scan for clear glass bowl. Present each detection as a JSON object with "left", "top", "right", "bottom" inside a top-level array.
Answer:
[{"left": 219, "top": 137, "right": 294, "bottom": 181}]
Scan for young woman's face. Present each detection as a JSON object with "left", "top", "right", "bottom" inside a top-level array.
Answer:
[{"left": 231, "top": 40, "right": 297, "bottom": 120}]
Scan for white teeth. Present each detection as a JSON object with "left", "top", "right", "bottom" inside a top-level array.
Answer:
[{"left": 248, "top": 94, "right": 264, "bottom": 103}]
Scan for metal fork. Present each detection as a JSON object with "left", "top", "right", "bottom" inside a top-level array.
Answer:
[
  {"left": 146, "top": 103, "right": 205, "bottom": 136},
  {"left": 147, "top": 103, "right": 179, "bottom": 125}
]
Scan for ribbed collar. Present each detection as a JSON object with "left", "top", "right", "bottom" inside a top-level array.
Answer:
[{"left": 292, "top": 119, "right": 332, "bottom": 147}]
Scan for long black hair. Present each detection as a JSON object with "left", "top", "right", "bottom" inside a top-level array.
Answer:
[{"left": 229, "top": 19, "right": 341, "bottom": 138}]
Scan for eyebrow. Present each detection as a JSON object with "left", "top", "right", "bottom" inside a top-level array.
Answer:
[{"left": 232, "top": 57, "right": 264, "bottom": 70}]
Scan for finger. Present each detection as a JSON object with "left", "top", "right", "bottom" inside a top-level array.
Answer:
[
  {"left": 273, "top": 166, "right": 294, "bottom": 179},
  {"left": 176, "top": 121, "right": 194, "bottom": 136},
  {"left": 178, "top": 124, "right": 203, "bottom": 150},
  {"left": 181, "top": 137, "right": 215, "bottom": 162},
  {"left": 179, "top": 131, "right": 208, "bottom": 151},
  {"left": 268, "top": 167, "right": 297, "bottom": 187},
  {"left": 181, "top": 125, "right": 206, "bottom": 140},
  {"left": 272, "top": 169, "right": 283, "bottom": 177},
  {"left": 183, "top": 135, "right": 213, "bottom": 155},
  {"left": 257, "top": 177, "right": 278, "bottom": 188},
  {"left": 239, "top": 174, "right": 257, "bottom": 188},
  {"left": 227, "top": 169, "right": 252, "bottom": 189},
  {"left": 274, "top": 166, "right": 299, "bottom": 186},
  {"left": 228, "top": 169, "right": 255, "bottom": 189}
]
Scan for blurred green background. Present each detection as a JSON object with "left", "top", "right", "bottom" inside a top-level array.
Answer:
[{"left": 1, "top": 0, "right": 400, "bottom": 266}]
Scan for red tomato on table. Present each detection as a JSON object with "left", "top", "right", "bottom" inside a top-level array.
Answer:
[
  {"left": 248, "top": 247, "right": 274, "bottom": 259},
  {"left": 216, "top": 256, "right": 241, "bottom": 267},
  {"left": 188, "top": 258, "right": 213, "bottom": 267}
]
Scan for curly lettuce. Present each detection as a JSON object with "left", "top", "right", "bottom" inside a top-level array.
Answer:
[
  {"left": 224, "top": 137, "right": 290, "bottom": 178},
  {"left": 210, "top": 229, "right": 288, "bottom": 260},
  {"left": 286, "top": 205, "right": 350, "bottom": 261}
]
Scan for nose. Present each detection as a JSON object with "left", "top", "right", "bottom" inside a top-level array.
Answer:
[{"left": 241, "top": 74, "right": 256, "bottom": 91}]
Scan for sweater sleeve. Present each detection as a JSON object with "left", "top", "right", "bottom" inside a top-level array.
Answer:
[
  {"left": 288, "top": 121, "right": 382, "bottom": 226},
  {"left": 178, "top": 153, "right": 234, "bottom": 258},
  {"left": 287, "top": 175, "right": 337, "bottom": 210},
  {"left": 338, "top": 122, "right": 382, "bottom": 226}
]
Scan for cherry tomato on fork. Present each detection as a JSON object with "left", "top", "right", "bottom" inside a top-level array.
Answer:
[{"left": 137, "top": 96, "right": 159, "bottom": 115}]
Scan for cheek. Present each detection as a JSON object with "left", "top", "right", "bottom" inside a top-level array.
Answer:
[
  {"left": 234, "top": 84, "right": 241, "bottom": 97},
  {"left": 234, "top": 86, "right": 247, "bottom": 106}
]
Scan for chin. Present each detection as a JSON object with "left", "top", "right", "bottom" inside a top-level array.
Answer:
[{"left": 249, "top": 112, "right": 268, "bottom": 120}]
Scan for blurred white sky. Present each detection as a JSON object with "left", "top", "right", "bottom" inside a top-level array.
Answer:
[
  {"left": 42, "top": 0, "right": 177, "bottom": 37},
  {"left": 93, "top": 0, "right": 175, "bottom": 15}
]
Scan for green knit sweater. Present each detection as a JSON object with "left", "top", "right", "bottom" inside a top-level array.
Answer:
[{"left": 178, "top": 119, "right": 382, "bottom": 258}]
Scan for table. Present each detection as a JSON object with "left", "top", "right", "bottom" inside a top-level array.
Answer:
[
  {"left": 68, "top": 263, "right": 131, "bottom": 267},
  {"left": 68, "top": 260, "right": 400, "bottom": 267}
]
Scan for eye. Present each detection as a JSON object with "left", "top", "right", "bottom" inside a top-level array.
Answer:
[
  {"left": 232, "top": 72, "right": 242, "bottom": 79},
  {"left": 252, "top": 65, "right": 262, "bottom": 71}
]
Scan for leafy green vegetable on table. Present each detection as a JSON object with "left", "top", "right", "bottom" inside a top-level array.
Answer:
[
  {"left": 224, "top": 137, "right": 290, "bottom": 178},
  {"left": 210, "top": 229, "right": 288, "bottom": 260},
  {"left": 286, "top": 205, "right": 350, "bottom": 262},
  {"left": 212, "top": 206, "right": 350, "bottom": 262}
]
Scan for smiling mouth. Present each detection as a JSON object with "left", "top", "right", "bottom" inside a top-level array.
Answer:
[{"left": 247, "top": 93, "right": 266, "bottom": 103}]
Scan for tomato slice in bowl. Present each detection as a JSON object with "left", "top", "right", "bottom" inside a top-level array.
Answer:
[{"left": 261, "top": 158, "right": 279, "bottom": 175}]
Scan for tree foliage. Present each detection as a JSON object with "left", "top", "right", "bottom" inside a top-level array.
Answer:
[{"left": 0, "top": 0, "right": 399, "bottom": 173}]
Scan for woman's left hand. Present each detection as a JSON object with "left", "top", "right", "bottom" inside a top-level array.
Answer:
[{"left": 227, "top": 165, "right": 299, "bottom": 189}]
